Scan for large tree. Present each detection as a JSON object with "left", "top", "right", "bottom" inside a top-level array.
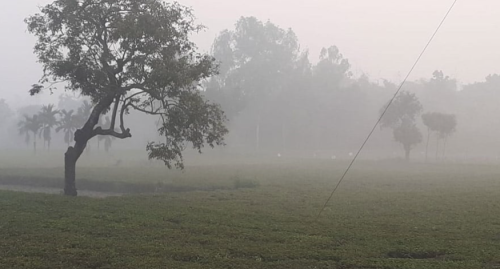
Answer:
[
  {"left": 205, "top": 17, "right": 300, "bottom": 150},
  {"left": 26, "top": 0, "right": 228, "bottom": 196},
  {"left": 380, "top": 91, "right": 423, "bottom": 161}
]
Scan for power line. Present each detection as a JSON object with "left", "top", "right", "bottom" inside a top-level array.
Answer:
[{"left": 315, "top": 0, "right": 459, "bottom": 221}]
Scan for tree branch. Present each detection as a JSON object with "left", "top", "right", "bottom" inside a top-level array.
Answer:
[
  {"left": 92, "top": 126, "right": 131, "bottom": 139},
  {"left": 128, "top": 103, "right": 164, "bottom": 115},
  {"left": 109, "top": 95, "right": 120, "bottom": 129}
]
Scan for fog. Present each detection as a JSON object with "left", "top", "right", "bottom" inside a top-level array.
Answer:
[
  {"left": 4, "top": 2, "right": 500, "bottom": 267},
  {"left": 1, "top": 0, "right": 500, "bottom": 163}
]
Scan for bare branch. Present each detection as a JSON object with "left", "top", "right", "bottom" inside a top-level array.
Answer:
[
  {"left": 92, "top": 126, "right": 131, "bottom": 139},
  {"left": 128, "top": 103, "right": 164, "bottom": 116},
  {"left": 109, "top": 95, "right": 120, "bottom": 129}
]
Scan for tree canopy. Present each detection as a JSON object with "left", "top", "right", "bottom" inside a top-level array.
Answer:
[
  {"left": 26, "top": 0, "right": 227, "bottom": 166},
  {"left": 380, "top": 91, "right": 423, "bottom": 161},
  {"left": 26, "top": 0, "right": 228, "bottom": 195}
]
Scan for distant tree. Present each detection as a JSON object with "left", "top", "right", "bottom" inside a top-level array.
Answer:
[
  {"left": 393, "top": 118, "right": 423, "bottom": 161},
  {"left": 38, "top": 104, "right": 59, "bottom": 150},
  {"left": 421, "top": 112, "right": 457, "bottom": 160},
  {"left": 56, "top": 109, "right": 79, "bottom": 147},
  {"left": 18, "top": 115, "right": 42, "bottom": 154},
  {"left": 426, "top": 70, "right": 456, "bottom": 91},
  {"left": 380, "top": 91, "right": 423, "bottom": 161},
  {"left": 422, "top": 112, "right": 437, "bottom": 161},
  {"left": 437, "top": 114, "right": 457, "bottom": 158},
  {"left": 26, "top": 0, "right": 228, "bottom": 196},
  {"left": 0, "top": 99, "right": 13, "bottom": 127},
  {"left": 313, "top": 46, "right": 351, "bottom": 90},
  {"left": 420, "top": 70, "right": 457, "bottom": 111},
  {"left": 57, "top": 94, "right": 84, "bottom": 112},
  {"left": 206, "top": 16, "right": 300, "bottom": 149},
  {"left": 0, "top": 99, "right": 13, "bottom": 142}
]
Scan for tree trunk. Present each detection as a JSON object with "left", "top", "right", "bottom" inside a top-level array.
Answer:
[
  {"left": 48, "top": 139, "right": 51, "bottom": 151},
  {"left": 33, "top": 139, "right": 36, "bottom": 155},
  {"left": 62, "top": 93, "right": 128, "bottom": 196},
  {"left": 64, "top": 127, "right": 93, "bottom": 196},
  {"left": 64, "top": 147, "right": 78, "bottom": 196}
]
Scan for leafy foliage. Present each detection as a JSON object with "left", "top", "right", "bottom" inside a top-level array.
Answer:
[
  {"left": 422, "top": 112, "right": 457, "bottom": 139},
  {"left": 380, "top": 91, "right": 423, "bottom": 129},
  {"left": 26, "top": 0, "right": 228, "bottom": 168},
  {"left": 380, "top": 91, "right": 423, "bottom": 160},
  {"left": 205, "top": 16, "right": 301, "bottom": 118}
]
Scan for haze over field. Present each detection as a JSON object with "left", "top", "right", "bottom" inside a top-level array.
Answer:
[
  {"left": 2, "top": 2, "right": 500, "bottom": 268},
  {"left": 1, "top": 0, "right": 500, "bottom": 162},
  {"left": 2, "top": 0, "right": 500, "bottom": 106}
]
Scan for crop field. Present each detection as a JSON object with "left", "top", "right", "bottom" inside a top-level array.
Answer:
[{"left": 1, "top": 151, "right": 500, "bottom": 268}]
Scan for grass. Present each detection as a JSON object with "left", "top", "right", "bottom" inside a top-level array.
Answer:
[{"left": 1, "top": 151, "right": 500, "bottom": 268}]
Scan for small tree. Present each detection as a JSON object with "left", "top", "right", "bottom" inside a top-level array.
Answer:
[
  {"left": 38, "top": 104, "right": 59, "bottom": 151},
  {"left": 422, "top": 112, "right": 457, "bottom": 160},
  {"left": 422, "top": 112, "right": 438, "bottom": 161},
  {"left": 437, "top": 114, "right": 457, "bottom": 157},
  {"left": 26, "top": 0, "right": 228, "bottom": 196},
  {"left": 393, "top": 118, "right": 422, "bottom": 161},
  {"left": 380, "top": 91, "right": 423, "bottom": 161}
]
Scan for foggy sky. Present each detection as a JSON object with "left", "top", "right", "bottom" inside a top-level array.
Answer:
[{"left": 2, "top": 0, "right": 500, "bottom": 108}]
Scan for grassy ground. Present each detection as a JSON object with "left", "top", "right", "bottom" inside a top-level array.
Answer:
[{"left": 1, "top": 152, "right": 500, "bottom": 268}]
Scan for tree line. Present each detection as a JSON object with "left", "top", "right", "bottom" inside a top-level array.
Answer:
[
  {"left": 1, "top": 0, "right": 499, "bottom": 195},
  {"left": 202, "top": 16, "right": 500, "bottom": 161},
  {"left": 15, "top": 100, "right": 115, "bottom": 154}
]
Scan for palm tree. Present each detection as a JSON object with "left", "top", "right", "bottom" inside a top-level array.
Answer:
[
  {"left": 38, "top": 104, "right": 59, "bottom": 150},
  {"left": 56, "top": 109, "right": 79, "bottom": 147},
  {"left": 18, "top": 114, "right": 42, "bottom": 154}
]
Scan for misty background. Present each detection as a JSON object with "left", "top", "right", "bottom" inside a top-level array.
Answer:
[{"left": 1, "top": 0, "right": 500, "bottom": 161}]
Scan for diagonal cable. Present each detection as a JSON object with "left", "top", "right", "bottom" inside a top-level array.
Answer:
[{"left": 315, "top": 0, "right": 459, "bottom": 221}]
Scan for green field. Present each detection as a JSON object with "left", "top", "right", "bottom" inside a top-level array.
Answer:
[{"left": 1, "top": 152, "right": 500, "bottom": 268}]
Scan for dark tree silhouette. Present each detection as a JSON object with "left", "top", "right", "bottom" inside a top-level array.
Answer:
[{"left": 26, "top": 0, "right": 228, "bottom": 196}]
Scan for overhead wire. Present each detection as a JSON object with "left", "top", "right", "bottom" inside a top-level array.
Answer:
[{"left": 314, "top": 0, "right": 459, "bottom": 221}]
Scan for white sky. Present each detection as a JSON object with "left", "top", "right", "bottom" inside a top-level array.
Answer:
[{"left": 1, "top": 0, "right": 500, "bottom": 109}]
